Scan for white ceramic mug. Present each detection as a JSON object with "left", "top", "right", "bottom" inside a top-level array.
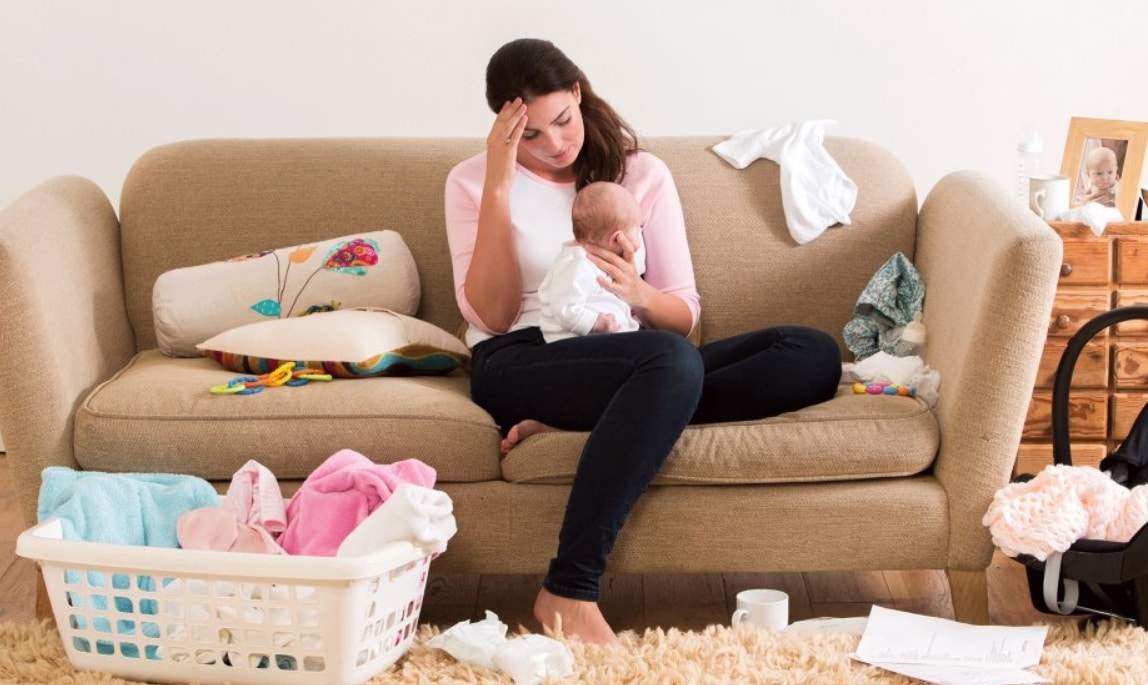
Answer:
[
  {"left": 731, "top": 589, "right": 789, "bottom": 630},
  {"left": 1029, "top": 175, "right": 1070, "bottom": 220}
]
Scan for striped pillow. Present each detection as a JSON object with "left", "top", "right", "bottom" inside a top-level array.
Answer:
[{"left": 197, "top": 308, "right": 469, "bottom": 378}]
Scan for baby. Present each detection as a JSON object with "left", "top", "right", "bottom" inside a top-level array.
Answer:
[
  {"left": 1077, "top": 146, "right": 1120, "bottom": 207},
  {"left": 538, "top": 181, "right": 645, "bottom": 343}
]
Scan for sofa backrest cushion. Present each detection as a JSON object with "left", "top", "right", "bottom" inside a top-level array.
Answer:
[
  {"left": 643, "top": 137, "right": 918, "bottom": 346},
  {"left": 121, "top": 138, "right": 482, "bottom": 351},
  {"left": 120, "top": 137, "right": 917, "bottom": 353}
]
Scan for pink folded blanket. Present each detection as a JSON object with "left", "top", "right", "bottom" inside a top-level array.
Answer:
[
  {"left": 983, "top": 464, "right": 1148, "bottom": 560},
  {"left": 278, "top": 449, "right": 437, "bottom": 556}
]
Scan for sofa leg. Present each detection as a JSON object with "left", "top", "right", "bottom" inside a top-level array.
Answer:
[
  {"left": 946, "top": 568, "right": 990, "bottom": 624},
  {"left": 36, "top": 574, "right": 55, "bottom": 623}
]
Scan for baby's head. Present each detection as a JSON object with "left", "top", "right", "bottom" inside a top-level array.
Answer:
[
  {"left": 572, "top": 181, "right": 641, "bottom": 255},
  {"left": 1086, "top": 146, "right": 1119, "bottom": 190}
]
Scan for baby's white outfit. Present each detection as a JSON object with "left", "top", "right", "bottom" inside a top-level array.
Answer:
[{"left": 538, "top": 240, "right": 645, "bottom": 343}]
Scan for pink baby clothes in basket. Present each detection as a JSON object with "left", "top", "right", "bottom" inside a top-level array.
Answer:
[
  {"left": 226, "top": 459, "right": 288, "bottom": 532},
  {"left": 178, "top": 459, "right": 288, "bottom": 554},
  {"left": 278, "top": 449, "right": 437, "bottom": 556}
]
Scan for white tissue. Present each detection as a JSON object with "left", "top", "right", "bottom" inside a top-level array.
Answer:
[
  {"left": 425, "top": 612, "right": 577, "bottom": 684},
  {"left": 908, "top": 367, "right": 941, "bottom": 409},
  {"left": 426, "top": 610, "right": 509, "bottom": 671},
  {"left": 493, "top": 634, "right": 576, "bottom": 685},
  {"left": 1057, "top": 202, "right": 1125, "bottom": 236},
  {"left": 842, "top": 351, "right": 942, "bottom": 409},
  {"left": 843, "top": 351, "right": 923, "bottom": 386}
]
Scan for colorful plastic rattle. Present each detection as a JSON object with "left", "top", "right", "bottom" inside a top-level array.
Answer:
[
  {"left": 852, "top": 381, "right": 916, "bottom": 397},
  {"left": 209, "top": 362, "right": 333, "bottom": 395}
]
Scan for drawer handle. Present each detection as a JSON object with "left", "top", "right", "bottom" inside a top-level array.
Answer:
[
  {"left": 1060, "top": 263, "right": 1073, "bottom": 277},
  {"left": 1056, "top": 314, "right": 1072, "bottom": 330}
]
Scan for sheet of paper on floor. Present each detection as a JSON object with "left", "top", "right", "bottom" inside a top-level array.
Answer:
[{"left": 851, "top": 606, "right": 1049, "bottom": 685}]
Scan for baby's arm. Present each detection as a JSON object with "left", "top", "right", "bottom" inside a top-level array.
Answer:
[
  {"left": 1079, "top": 184, "right": 1116, "bottom": 204},
  {"left": 1079, "top": 184, "right": 1104, "bottom": 203},
  {"left": 590, "top": 312, "right": 619, "bottom": 333}
]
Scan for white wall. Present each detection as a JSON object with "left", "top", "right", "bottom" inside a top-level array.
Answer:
[{"left": 4, "top": 0, "right": 1148, "bottom": 214}]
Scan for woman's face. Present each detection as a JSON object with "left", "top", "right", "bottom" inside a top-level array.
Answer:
[{"left": 516, "top": 84, "right": 584, "bottom": 182}]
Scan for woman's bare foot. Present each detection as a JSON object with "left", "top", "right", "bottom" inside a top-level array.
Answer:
[
  {"left": 533, "top": 587, "right": 619, "bottom": 646},
  {"left": 500, "top": 419, "right": 560, "bottom": 454}
]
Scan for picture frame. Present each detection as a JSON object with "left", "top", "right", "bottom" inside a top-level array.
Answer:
[{"left": 1060, "top": 117, "right": 1148, "bottom": 220}]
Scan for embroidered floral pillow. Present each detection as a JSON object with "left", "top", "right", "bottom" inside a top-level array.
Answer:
[{"left": 153, "top": 231, "right": 419, "bottom": 357}]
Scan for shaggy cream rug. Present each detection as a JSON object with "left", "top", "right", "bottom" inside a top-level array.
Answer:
[{"left": 0, "top": 619, "right": 1145, "bottom": 684}]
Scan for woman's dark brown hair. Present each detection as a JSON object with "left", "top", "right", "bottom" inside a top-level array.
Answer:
[{"left": 485, "top": 38, "right": 638, "bottom": 190}]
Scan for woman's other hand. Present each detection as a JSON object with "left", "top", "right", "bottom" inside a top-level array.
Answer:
[{"left": 586, "top": 232, "right": 654, "bottom": 313}]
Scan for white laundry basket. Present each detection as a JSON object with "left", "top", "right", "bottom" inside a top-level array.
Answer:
[{"left": 17, "top": 519, "right": 433, "bottom": 685}]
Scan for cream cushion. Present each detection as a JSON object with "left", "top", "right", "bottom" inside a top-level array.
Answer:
[
  {"left": 196, "top": 308, "right": 470, "bottom": 377},
  {"left": 153, "top": 230, "right": 420, "bottom": 357}
]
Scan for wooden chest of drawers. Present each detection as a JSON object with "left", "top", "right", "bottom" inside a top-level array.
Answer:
[{"left": 1018, "top": 222, "right": 1148, "bottom": 476}]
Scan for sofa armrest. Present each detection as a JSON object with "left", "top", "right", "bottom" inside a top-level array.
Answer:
[
  {"left": 0, "top": 177, "right": 136, "bottom": 526},
  {"left": 915, "top": 171, "right": 1062, "bottom": 570}
]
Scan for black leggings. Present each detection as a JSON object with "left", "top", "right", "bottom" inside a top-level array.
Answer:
[{"left": 469, "top": 325, "right": 841, "bottom": 601}]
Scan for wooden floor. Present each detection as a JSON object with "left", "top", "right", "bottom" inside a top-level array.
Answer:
[{"left": 0, "top": 453, "right": 1065, "bottom": 631}]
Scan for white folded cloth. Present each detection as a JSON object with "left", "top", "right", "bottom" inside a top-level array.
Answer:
[
  {"left": 336, "top": 483, "right": 457, "bottom": 557},
  {"left": 713, "top": 120, "right": 858, "bottom": 245},
  {"left": 1057, "top": 201, "right": 1125, "bottom": 236}
]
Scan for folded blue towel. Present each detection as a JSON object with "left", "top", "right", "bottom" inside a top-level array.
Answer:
[
  {"left": 38, "top": 466, "right": 219, "bottom": 546},
  {"left": 38, "top": 466, "right": 220, "bottom": 659}
]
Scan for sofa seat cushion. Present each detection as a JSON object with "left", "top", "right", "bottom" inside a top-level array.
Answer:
[
  {"left": 501, "top": 385, "right": 939, "bottom": 484},
  {"left": 73, "top": 350, "right": 500, "bottom": 482}
]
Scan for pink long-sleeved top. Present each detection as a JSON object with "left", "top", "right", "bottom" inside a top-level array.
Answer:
[{"left": 444, "top": 150, "right": 701, "bottom": 348}]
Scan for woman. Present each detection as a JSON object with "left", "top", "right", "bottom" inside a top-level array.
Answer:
[{"left": 444, "top": 38, "right": 841, "bottom": 644}]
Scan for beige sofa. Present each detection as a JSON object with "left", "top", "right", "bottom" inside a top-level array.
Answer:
[{"left": 0, "top": 136, "right": 1061, "bottom": 622}]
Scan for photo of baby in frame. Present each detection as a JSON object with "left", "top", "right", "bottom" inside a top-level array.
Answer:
[
  {"left": 1061, "top": 117, "right": 1148, "bottom": 220},
  {"left": 1074, "top": 138, "right": 1125, "bottom": 208}
]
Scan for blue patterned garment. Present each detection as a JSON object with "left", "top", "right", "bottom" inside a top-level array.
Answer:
[{"left": 843, "top": 252, "right": 925, "bottom": 361}]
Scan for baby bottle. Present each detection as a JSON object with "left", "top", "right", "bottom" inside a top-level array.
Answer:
[
  {"left": 1016, "top": 128, "right": 1043, "bottom": 204},
  {"left": 895, "top": 313, "right": 927, "bottom": 357}
]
